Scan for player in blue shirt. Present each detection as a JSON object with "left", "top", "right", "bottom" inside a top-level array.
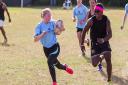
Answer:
[
  {"left": 121, "top": 3, "right": 128, "bottom": 29},
  {"left": 34, "top": 8, "right": 73, "bottom": 85},
  {"left": 73, "top": 0, "right": 89, "bottom": 56}
]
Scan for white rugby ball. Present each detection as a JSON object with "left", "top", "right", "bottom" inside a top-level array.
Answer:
[
  {"left": 56, "top": 20, "right": 63, "bottom": 28},
  {"left": 54, "top": 20, "right": 65, "bottom": 35}
]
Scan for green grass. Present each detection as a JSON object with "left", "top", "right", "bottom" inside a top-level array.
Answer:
[{"left": 0, "top": 7, "right": 128, "bottom": 85}]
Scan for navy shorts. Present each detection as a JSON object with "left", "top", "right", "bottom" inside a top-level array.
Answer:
[
  {"left": 76, "top": 27, "right": 83, "bottom": 32},
  {"left": 91, "top": 41, "right": 111, "bottom": 56},
  {"left": 43, "top": 43, "right": 60, "bottom": 58}
]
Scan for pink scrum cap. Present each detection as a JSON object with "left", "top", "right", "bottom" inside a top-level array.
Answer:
[{"left": 94, "top": 5, "right": 104, "bottom": 12}]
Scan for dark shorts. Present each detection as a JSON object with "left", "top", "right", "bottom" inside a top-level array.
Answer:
[
  {"left": 43, "top": 43, "right": 60, "bottom": 58},
  {"left": 76, "top": 27, "right": 83, "bottom": 32},
  {"left": 91, "top": 41, "right": 111, "bottom": 56}
]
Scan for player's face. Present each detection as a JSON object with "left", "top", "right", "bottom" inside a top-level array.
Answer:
[
  {"left": 44, "top": 12, "right": 51, "bottom": 22},
  {"left": 94, "top": 10, "right": 103, "bottom": 18},
  {"left": 77, "top": 0, "right": 82, "bottom": 4},
  {"left": 89, "top": 0, "right": 96, "bottom": 8}
]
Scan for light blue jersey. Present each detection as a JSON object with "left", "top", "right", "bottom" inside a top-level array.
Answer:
[
  {"left": 125, "top": 3, "right": 128, "bottom": 15},
  {"left": 73, "top": 4, "right": 88, "bottom": 29},
  {"left": 34, "top": 20, "right": 57, "bottom": 48}
]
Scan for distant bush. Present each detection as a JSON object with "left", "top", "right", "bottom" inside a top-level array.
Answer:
[
  {"left": 25, "top": 0, "right": 128, "bottom": 7},
  {"left": 32, "top": 0, "right": 49, "bottom": 6}
]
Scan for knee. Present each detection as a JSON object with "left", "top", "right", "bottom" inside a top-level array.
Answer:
[
  {"left": 47, "top": 58, "right": 56, "bottom": 67},
  {"left": 1, "top": 30, "right": 6, "bottom": 34},
  {"left": 92, "top": 62, "right": 97, "bottom": 67},
  {"left": 91, "top": 56, "right": 100, "bottom": 67},
  {"left": 47, "top": 59, "right": 53, "bottom": 66}
]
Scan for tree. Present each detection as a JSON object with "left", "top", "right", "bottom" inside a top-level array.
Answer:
[{"left": 120, "top": 0, "right": 128, "bottom": 6}]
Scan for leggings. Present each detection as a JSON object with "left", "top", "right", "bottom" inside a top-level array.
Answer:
[{"left": 43, "top": 43, "right": 66, "bottom": 82}]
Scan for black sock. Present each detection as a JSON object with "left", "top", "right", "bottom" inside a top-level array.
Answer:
[{"left": 55, "top": 60, "right": 66, "bottom": 70}]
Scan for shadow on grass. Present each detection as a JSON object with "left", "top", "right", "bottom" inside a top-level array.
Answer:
[
  {"left": 0, "top": 43, "right": 15, "bottom": 47},
  {"left": 100, "top": 70, "right": 128, "bottom": 85},
  {"left": 82, "top": 54, "right": 91, "bottom": 63}
]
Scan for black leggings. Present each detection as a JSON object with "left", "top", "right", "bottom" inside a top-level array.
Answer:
[{"left": 43, "top": 43, "right": 66, "bottom": 82}]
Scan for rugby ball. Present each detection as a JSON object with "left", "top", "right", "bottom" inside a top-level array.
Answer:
[{"left": 54, "top": 20, "right": 65, "bottom": 35}]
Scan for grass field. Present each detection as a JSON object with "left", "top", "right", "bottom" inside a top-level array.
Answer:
[{"left": 0, "top": 7, "right": 128, "bottom": 85}]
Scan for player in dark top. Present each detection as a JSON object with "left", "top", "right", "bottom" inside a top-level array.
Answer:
[
  {"left": 86, "top": 0, "right": 104, "bottom": 71},
  {"left": 0, "top": 0, "right": 11, "bottom": 45},
  {"left": 81, "top": 3, "right": 112, "bottom": 82}
]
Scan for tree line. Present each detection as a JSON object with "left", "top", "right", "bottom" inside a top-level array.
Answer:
[{"left": 26, "top": 0, "right": 128, "bottom": 7}]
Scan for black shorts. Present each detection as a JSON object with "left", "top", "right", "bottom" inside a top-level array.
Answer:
[
  {"left": 76, "top": 27, "right": 83, "bottom": 32},
  {"left": 43, "top": 43, "right": 60, "bottom": 58},
  {"left": 91, "top": 41, "right": 111, "bottom": 56}
]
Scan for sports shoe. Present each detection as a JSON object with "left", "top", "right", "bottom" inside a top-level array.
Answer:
[
  {"left": 2, "top": 39, "right": 7, "bottom": 46},
  {"left": 82, "top": 52, "right": 85, "bottom": 56},
  {"left": 107, "top": 81, "right": 112, "bottom": 85},
  {"left": 79, "top": 52, "right": 85, "bottom": 57},
  {"left": 52, "top": 82, "right": 57, "bottom": 85},
  {"left": 97, "top": 63, "right": 103, "bottom": 71},
  {"left": 64, "top": 64, "right": 73, "bottom": 74}
]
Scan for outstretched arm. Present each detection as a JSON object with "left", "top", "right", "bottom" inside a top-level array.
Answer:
[
  {"left": 3, "top": 3, "right": 11, "bottom": 22},
  {"left": 81, "top": 19, "right": 92, "bottom": 51},
  {"left": 121, "top": 13, "right": 127, "bottom": 30},
  {"left": 121, "top": 4, "right": 128, "bottom": 30},
  {"left": 72, "top": 15, "right": 76, "bottom": 22},
  {"left": 73, "top": 8, "right": 76, "bottom": 22}
]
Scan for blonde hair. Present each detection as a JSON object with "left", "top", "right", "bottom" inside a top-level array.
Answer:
[{"left": 41, "top": 8, "right": 51, "bottom": 18}]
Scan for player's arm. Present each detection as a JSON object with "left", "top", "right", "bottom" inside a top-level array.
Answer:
[
  {"left": 3, "top": 3, "right": 11, "bottom": 22},
  {"left": 104, "top": 19, "right": 112, "bottom": 42},
  {"left": 34, "top": 24, "right": 47, "bottom": 42},
  {"left": 34, "top": 31, "right": 47, "bottom": 42},
  {"left": 97, "top": 19, "right": 112, "bottom": 44},
  {"left": 72, "top": 8, "right": 76, "bottom": 22},
  {"left": 121, "top": 4, "right": 128, "bottom": 30},
  {"left": 81, "top": 18, "right": 92, "bottom": 46},
  {"left": 121, "top": 13, "right": 127, "bottom": 29},
  {"left": 85, "top": 10, "right": 89, "bottom": 22},
  {"left": 73, "top": 15, "right": 76, "bottom": 22},
  {"left": 83, "top": 7, "right": 89, "bottom": 22}
]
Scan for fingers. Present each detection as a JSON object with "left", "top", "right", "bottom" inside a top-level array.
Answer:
[{"left": 97, "top": 38, "right": 104, "bottom": 44}]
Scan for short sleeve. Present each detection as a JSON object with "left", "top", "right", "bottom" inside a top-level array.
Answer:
[
  {"left": 85, "top": 6, "right": 88, "bottom": 12},
  {"left": 73, "top": 8, "right": 76, "bottom": 17},
  {"left": 34, "top": 23, "right": 41, "bottom": 37},
  {"left": 84, "top": 6, "right": 88, "bottom": 15},
  {"left": 125, "top": 4, "right": 128, "bottom": 14}
]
